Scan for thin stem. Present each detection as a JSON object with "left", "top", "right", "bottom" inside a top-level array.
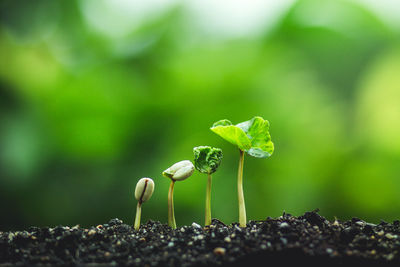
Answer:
[
  {"left": 134, "top": 202, "right": 142, "bottom": 230},
  {"left": 205, "top": 173, "right": 212, "bottom": 226},
  {"left": 168, "top": 180, "right": 177, "bottom": 229},
  {"left": 238, "top": 149, "right": 246, "bottom": 227}
]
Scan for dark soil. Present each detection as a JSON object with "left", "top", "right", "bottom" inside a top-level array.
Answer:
[{"left": 1, "top": 209, "right": 400, "bottom": 266}]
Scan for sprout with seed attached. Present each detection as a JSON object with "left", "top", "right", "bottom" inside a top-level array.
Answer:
[
  {"left": 193, "top": 146, "right": 223, "bottom": 226},
  {"left": 134, "top": 178, "right": 155, "bottom": 230},
  {"left": 211, "top": 116, "right": 274, "bottom": 227},
  {"left": 162, "top": 160, "right": 194, "bottom": 229}
]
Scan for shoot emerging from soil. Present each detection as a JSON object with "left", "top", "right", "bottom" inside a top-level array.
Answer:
[
  {"left": 193, "top": 146, "right": 223, "bottom": 226},
  {"left": 162, "top": 160, "right": 194, "bottom": 229},
  {"left": 134, "top": 178, "right": 155, "bottom": 230},
  {"left": 211, "top": 116, "right": 274, "bottom": 227}
]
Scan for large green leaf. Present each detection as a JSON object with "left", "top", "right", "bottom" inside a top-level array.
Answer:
[
  {"left": 193, "top": 146, "right": 223, "bottom": 174},
  {"left": 210, "top": 116, "right": 274, "bottom": 158},
  {"left": 210, "top": 120, "right": 251, "bottom": 151}
]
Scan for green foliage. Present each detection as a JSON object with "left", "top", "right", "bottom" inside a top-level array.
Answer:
[
  {"left": 193, "top": 146, "right": 223, "bottom": 174},
  {"left": 211, "top": 116, "right": 274, "bottom": 158}
]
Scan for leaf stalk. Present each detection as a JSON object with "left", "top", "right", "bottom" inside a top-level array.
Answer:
[
  {"left": 168, "top": 180, "right": 177, "bottom": 229},
  {"left": 205, "top": 173, "right": 212, "bottom": 226},
  {"left": 134, "top": 202, "right": 142, "bottom": 230},
  {"left": 238, "top": 149, "right": 246, "bottom": 227}
]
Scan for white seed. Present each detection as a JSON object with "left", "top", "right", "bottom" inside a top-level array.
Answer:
[
  {"left": 135, "top": 178, "right": 155, "bottom": 203},
  {"left": 163, "top": 160, "right": 194, "bottom": 181}
]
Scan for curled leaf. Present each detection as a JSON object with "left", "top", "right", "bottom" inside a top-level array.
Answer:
[
  {"left": 210, "top": 116, "right": 274, "bottom": 158},
  {"left": 193, "top": 146, "right": 223, "bottom": 174}
]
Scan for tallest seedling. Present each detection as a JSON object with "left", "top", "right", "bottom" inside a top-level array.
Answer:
[{"left": 211, "top": 116, "right": 274, "bottom": 227}]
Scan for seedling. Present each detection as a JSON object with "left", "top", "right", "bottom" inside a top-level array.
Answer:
[
  {"left": 134, "top": 178, "right": 155, "bottom": 230},
  {"left": 193, "top": 146, "right": 223, "bottom": 226},
  {"left": 162, "top": 160, "right": 194, "bottom": 229},
  {"left": 211, "top": 116, "right": 274, "bottom": 227}
]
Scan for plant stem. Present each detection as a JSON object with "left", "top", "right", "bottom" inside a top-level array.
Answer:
[
  {"left": 168, "top": 180, "right": 177, "bottom": 229},
  {"left": 205, "top": 173, "right": 212, "bottom": 226},
  {"left": 134, "top": 202, "right": 142, "bottom": 230},
  {"left": 238, "top": 149, "right": 246, "bottom": 227}
]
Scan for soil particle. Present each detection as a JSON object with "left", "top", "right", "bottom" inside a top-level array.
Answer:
[{"left": 2, "top": 210, "right": 400, "bottom": 266}]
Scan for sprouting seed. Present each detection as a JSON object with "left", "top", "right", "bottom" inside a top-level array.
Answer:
[
  {"left": 134, "top": 178, "right": 155, "bottom": 230},
  {"left": 193, "top": 146, "right": 223, "bottom": 226},
  {"left": 162, "top": 160, "right": 194, "bottom": 229}
]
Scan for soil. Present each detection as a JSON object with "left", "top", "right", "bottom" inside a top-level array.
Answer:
[{"left": 1, "top": 209, "right": 400, "bottom": 266}]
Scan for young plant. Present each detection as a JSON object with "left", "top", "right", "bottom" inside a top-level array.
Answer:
[
  {"left": 210, "top": 116, "right": 274, "bottom": 227},
  {"left": 162, "top": 160, "right": 194, "bottom": 229},
  {"left": 134, "top": 178, "right": 155, "bottom": 230},
  {"left": 193, "top": 146, "right": 223, "bottom": 226}
]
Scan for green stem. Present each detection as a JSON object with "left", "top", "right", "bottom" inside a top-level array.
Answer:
[
  {"left": 168, "top": 180, "right": 177, "bottom": 229},
  {"left": 205, "top": 173, "right": 212, "bottom": 226},
  {"left": 134, "top": 202, "right": 142, "bottom": 230},
  {"left": 238, "top": 149, "right": 246, "bottom": 227}
]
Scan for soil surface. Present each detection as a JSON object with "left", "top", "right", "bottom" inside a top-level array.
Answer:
[{"left": 1, "top": 209, "right": 400, "bottom": 266}]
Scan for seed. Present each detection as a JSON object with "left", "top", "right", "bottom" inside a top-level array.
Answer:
[
  {"left": 163, "top": 160, "right": 194, "bottom": 181},
  {"left": 135, "top": 178, "right": 155, "bottom": 203}
]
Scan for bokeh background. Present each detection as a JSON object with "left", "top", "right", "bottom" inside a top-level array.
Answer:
[{"left": 1, "top": 0, "right": 400, "bottom": 230}]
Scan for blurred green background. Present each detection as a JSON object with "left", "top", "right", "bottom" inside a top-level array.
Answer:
[{"left": 1, "top": 0, "right": 400, "bottom": 230}]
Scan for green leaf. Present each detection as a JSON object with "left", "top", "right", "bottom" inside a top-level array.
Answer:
[
  {"left": 193, "top": 146, "right": 223, "bottom": 174},
  {"left": 210, "top": 120, "right": 251, "bottom": 151},
  {"left": 210, "top": 116, "right": 274, "bottom": 158}
]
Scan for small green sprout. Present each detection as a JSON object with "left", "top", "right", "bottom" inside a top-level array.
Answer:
[
  {"left": 134, "top": 178, "right": 155, "bottom": 230},
  {"left": 210, "top": 116, "right": 274, "bottom": 227},
  {"left": 162, "top": 160, "right": 194, "bottom": 229},
  {"left": 193, "top": 146, "right": 223, "bottom": 226}
]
